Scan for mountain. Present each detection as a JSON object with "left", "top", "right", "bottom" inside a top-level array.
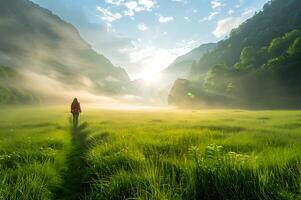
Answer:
[
  {"left": 161, "top": 43, "right": 216, "bottom": 84},
  {"left": 0, "top": 66, "right": 41, "bottom": 104},
  {"left": 170, "top": 43, "right": 217, "bottom": 67},
  {"left": 190, "top": 0, "right": 301, "bottom": 79},
  {"left": 169, "top": 0, "right": 301, "bottom": 108},
  {"left": 0, "top": 0, "right": 130, "bottom": 103}
]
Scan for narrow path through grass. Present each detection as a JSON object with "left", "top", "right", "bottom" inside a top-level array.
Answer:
[{"left": 54, "top": 121, "right": 91, "bottom": 200}]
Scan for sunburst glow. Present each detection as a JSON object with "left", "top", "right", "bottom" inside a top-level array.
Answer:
[{"left": 139, "top": 70, "right": 161, "bottom": 83}]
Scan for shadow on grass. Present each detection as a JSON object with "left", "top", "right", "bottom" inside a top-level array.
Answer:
[
  {"left": 54, "top": 119, "right": 91, "bottom": 200},
  {"left": 190, "top": 125, "right": 246, "bottom": 133},
  {"left": 275, "top": 123, "right": 301, "bottom": 129}
]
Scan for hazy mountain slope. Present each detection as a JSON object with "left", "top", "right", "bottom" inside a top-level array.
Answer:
[
  {"left": 0, "top": 0, "right": 130, "bottom": 100},
  {"left": 0, "top": 66, "right": 41, "bottom": 104},
  {"left": 169, "top": 0, "right": 301, "bottom": 108},
  {"left": 161, "top": 43, "right": 216, "bottom": 83},
  {"left": 170, "top": 43, "right": 217, "bottom": 66}
]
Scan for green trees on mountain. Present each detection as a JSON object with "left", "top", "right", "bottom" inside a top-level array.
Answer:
[
  {"left": 191, "top": 0, "right": 301, "bottom": 74},
  {"left": 202, "top": 30, "right": 301, "bottom": 107},
  {"left": 170, "top": 0, "right": 301, "bottom": 108},
  {"left": 204, "top": 64, "right": 231, "bottom": 93}
]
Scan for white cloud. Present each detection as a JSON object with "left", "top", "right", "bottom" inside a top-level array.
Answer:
[
  {"left": 138, "top": 0, "right": 155, "bottom": 9},
  {"left": 184, "top": 16, "right": 191, "bottom": 22},
  {"left": 200, "top": 11, "right": 218, "bottom": 22},
  {"left": 124, "top": 10, "right": 134, "bottom": 17},
  {"left": 159, "top": 16, "right": 174, "bottom": 23},
  {"left": 96, "top": 6, "right": 122, "bottom": 22},
  {"left": 105, "top": 0, "right": 125, "bottom": 6},
  {"left": 213, "top": 8, "right": 255, "bottom": 38},
  {"left": 137, "top": 23, "right": 148, "bottom": 31},
  {"left": 213, "top": 17, "right": 241, "bottom": 38},
  {"left": 171, "top": 0, "right": 188, "bottom": 4},
  {"left": 125, "top": 1, "right": 138, "bottom": 10},
  {"left": 186, "top": 40, "right": 198, "bottom": 45},
  {"left": 241, "top": 9, "right": 255, "bottom": 18},
  {"left": 106, "top": 0, "right": 155, "bottom": 17},
  {"left": 163, "top": 32, "right": 167, "bottom": 35},
  {"left": 211, "top": 0, "right": 224, "bottom": 9},
  {"left": 124, "top": 1, "right": 137, "bottom": 16}
]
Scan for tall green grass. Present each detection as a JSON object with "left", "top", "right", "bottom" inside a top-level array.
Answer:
[
  {"left": 83, "top": 109, "right": 301, "bottom": 200},
  {"left": 0, "top": 107, "right": 301, "bottom": 199},
  {"left": 0, "top": 107, "right": 70, "bottom": 200}
]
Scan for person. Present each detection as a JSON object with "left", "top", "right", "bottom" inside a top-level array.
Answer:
[{"left": 71, "top": 98, "right": 81, "bottom": 127}]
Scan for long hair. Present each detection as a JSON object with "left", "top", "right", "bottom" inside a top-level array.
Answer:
[{"left": 73, "top": 98, "right": 78, "bottom": 103}]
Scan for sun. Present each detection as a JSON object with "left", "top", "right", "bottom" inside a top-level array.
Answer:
[{"left": 139, "top": 70, "right": 161, "bottom": 84}]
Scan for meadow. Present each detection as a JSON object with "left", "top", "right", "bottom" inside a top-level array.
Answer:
[{"left": 0, "top": 106, "right": 300, "bottom": 200}]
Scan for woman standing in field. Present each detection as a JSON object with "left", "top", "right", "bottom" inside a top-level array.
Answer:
[{"left": 71, "top": 98, "right": 81, "bottom": 127}]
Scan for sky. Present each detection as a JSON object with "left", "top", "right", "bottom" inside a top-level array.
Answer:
[{"left": 31, "top": 0, "right": 269, "bottom": 80}]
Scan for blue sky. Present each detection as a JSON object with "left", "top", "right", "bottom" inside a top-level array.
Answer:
[{"left": 32, "top": 0, "right": 269, "bottom": 80}]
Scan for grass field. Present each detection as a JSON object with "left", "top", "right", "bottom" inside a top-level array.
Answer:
[{"left": 0, "top": 106, "right": 301, "bottom": 200}]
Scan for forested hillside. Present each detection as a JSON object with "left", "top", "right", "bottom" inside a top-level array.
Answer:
[{"left": 169, "top": 0, "right": 301, "bottom": 108}]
